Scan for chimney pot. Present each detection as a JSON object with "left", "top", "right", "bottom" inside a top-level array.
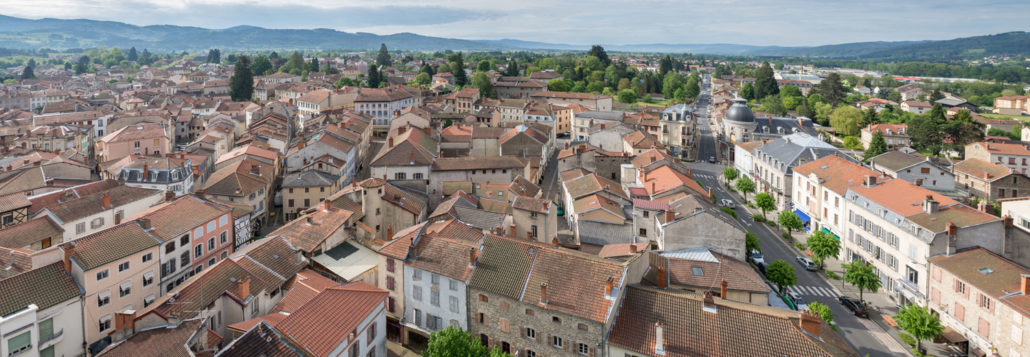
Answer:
[
  {"left": 322, "top": 199, "right": 331, "bottom": 211},
  {"left": 469, "top": 248, "right": 476, "bottom": 267},
  {"left": 630, "top": 244, "right": 638, "bottom": 253},
  {"left": 237, "top": 277, "right": 251, "bottom": 299},
  {"left": 1021, "top": 274, "right": 1030, "bottom": 295},
  {"left": 101, "top": 192, "right": 112, "bottom": 208},
  {"left": 656, "top": 265, "right": 668, "bottom": 288},
  {"left": 702, "top": 291, "right": 716, "bottom": 313},
  {"left": 720, "top": 280, "right": 728, "bottom": 299},
  {"left": 605, "top": 276, "right": 614, "bottom": 296},
  {"left": 551, "top": 236, "right": 559, "bottom": 247},
  {"left": 799, "top": 309, "right": 822, "bottom": 337}
]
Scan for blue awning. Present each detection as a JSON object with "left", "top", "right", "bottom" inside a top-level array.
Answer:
[{"left": 792, "top": 209, "right": 811, "bottom": 224}]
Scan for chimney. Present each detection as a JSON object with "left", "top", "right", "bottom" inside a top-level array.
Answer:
[
  {"left": 578, "top": 144, "right": 585, "bottom": 152},
  {"left": 551, "top": 236, "right": 559, "bottom": 247},
  {"left": 469, "top": 248, "right": 476, "bottom": 267},
  {"left": 702, "top": 291, "right": 716, "bottom": 314},
  {"left": 1004, "top": 215, "right": 1014, "bottom": 227},
  {"left": 250, "top": 164, "right": 260, "bottom": 176},
  {"left": 538, "top": 282, "right": 548, "bottom": 306},
  {"left": 398, "top": 126, "right": 406, "bottom": 134},
  {"left": 114, "top": 311, "right": 136, "bottom": 333},
  {"left": 33, "top": 161, "right": 40, "bottom": 166},
  {"left": 114, "top": 211, "right": 122, "bottom": 225},
  {"left": 924, "top": 195, "right": 939, "bottom": 214},
  {"left": 630, "top": 244, "right": 638, "bottom": 253},
  {"left": 305, "top": 216, "right": 313, "bottom": 225},
  {"left": 387, "top": 225, "right": 394, "bottom": 239},
  {"left": 62, "top": 242, "right": 76, "bottom": 273},
  {"left": 799, "top": 309, "right": 822, "bottom": 337},
  {"left": 138, "top": 217, "right": 151, "bottom": 230},
  {"left": 142, "top": 163, "right": 149, "bottom": 180},
  {"left": 195, "top": 189, "right": 206, "bottom": 200},
  {"left": 388, "top": 137, "right": 394, "bottom": 148},
  {"left": 165, "top": 190, "right": 175, "bottom": 201},
  {"left": 656, "top": 265, "right": 668, "bottom": 288},
  {"left": 600, "top": 124, "right": 606, "bottom": 130},
  {"left": 237, "top": 277, "right": 250, "bottom": 299},
  {"left": 720, "top": 280, "right": 728, "bottom": 299},
  {"left": 1021, "top": 274, "right": 1030, "bottom": 294},
  {"left": 604, "top": 276, "right": 614, "bottom": 297},
  {"left": 322, "top": 199, "right": 331, "bottom": 211},
  {"left": 423, "top": 126, "right": 431, "bottom": 135},
  {"left": 864, "top": 175, "right": 876, "bottom": 187},
  {"left": 654, "top": 322, "right": 666, "bottom": 356},
  {"left": 101, "top": 193, "right": 112, "bottom": 209},
  {"left": 665, "top": 210, "right": 675, "bottom": 223}
]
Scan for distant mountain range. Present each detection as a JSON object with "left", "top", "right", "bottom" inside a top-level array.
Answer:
[{"left": 0, "top": 14, "right": 1026, "bottom": 60}]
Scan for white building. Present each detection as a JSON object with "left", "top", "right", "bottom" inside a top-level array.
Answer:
[
  {"left": 31, "top": 183, "right": 165, "bottom": 242},
  {"left": 0, "top": 263, "right": 84, "bottom": 357},
  {"left": 792, "top": 154, "right": 883, "bottom": 239},
  {"left": 354, "top": 88, "right": 414, "bottom": 131}
]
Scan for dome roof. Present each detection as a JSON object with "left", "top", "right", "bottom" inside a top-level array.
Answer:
[{"left": 726, "top": 98, "right": 754, "bottom": 123}]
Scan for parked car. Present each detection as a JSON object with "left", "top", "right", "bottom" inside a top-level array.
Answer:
[
  {"left": 749, "top": 249, "right": 765, "bottom": 266},
  {"left": 708, "top": 156, "right": 717, "bottom": 163},
  {"left": 720, "top": 199, "right": 735, "bottom": 208},
  {"left": 839, "top": 296, "right": 870, "bottom": 318},
  {"left": 795, "top": 256, "right": 818, "bottom": 271},
  {"left": 788, "top": 291, "right": 807, "bottom": 311}
]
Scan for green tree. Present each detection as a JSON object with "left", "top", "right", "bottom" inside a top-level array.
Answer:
[
  {"left": 309, "top": 57, "right": 319, "bottom": 73},
  {"left": 476, "top": 60, "right": 491, "bottom": 72},
  {"left": 420, "top": 63, "right": 436, "bottom": 76},
  {"left": 127, "top": 46, "right": 138, "bottom": 62},
  {"left": 746, "top": 231, "right": 760, "bottom": 253},
  {"left": 20, "top": 65, "right": 33, "bottom": 79},
  {"left": 662, "top": 72, "right": 683, "bottom": 101},
  {"left": 334, "top": 77, "right": 357, "bottom": 88},
  {"left": 548, "top": 79, "right": 570, "bottom": 92},
  {"left": 895, "top": 304, "right": 944, "bottom": 354},
  {"left": 206, "top": 49, "right": 221, "bottom": 64},
  {"left": 683, "top": 75, "right": 701, "bottom": 99},
  {"left": 807, "top": 302, "right": 835, "bottom": 327},
  {"left": 942, "top": 109, "right": 984, "bottom": 152},
  {"left": 722, "top": 167, "right": 739, "bottom": 182},
  {"left": 864, "top": 131, "right": 888, "bottom": 161},
  {"left": 617, "top": 89, "right": 638, "bottom": 104},
  {"left": 815, "top": 73, "right": 846, "bottom": 106},
  {"left": 754, "top": 62, "right": 779, "bottom": 100},
  {"left": 736, "top": 176, "right": 755, "bottom": 202},
  {"left": 75, "top": 55, "right": 90, "bottom": 74},
  {"left": 588, "top": 45, "right": 610, "bottom": 67},
  {"left": 740, "top": 82, "right": 755, "bottom": 100},
  {"left": 504, "top": 59, "right": 519, "bottom": 76},
  {"left": 778, "top": 211, "right": 803, "bottom": 235},
  {"left": 829, "top": 105, "right": 863, "bottom": 136},
  {"left": 659, "top": 55, "right": 673, "bottom": 75},
  {"left": 861, "top": 107, "right": 878, "bottom": 127},
  {"left": 760, "top": 95, "right": 787, "bottom": 116},
  {"left": 424, "top": 326, "right": 510, "bottom": 357},
  {"left": 806, "top": 231, "right": 840, "bottom": 269},
  {"left": 767, "top": 259, "right": 797, "bottom": 295},
  {"left": 755, "top": 193, "right": 775, "bottom": 220},
  {"left": 229, "top": 56, "right": 254, "bottom": 101},
  {"left": 780, "top": 85, "right": 802, "bottom": 98},
  {"left": 929, "top": 89, "right": 944, "bottom": 102},
  {"left": 367, "top": 65, "right": 382, "bottom": 88},
  {"left": 376, "top": 43, "right": 392, "bottom": 66},
  {"left": 251, "top": 55, "right": 272, "bottom": 76},
  {"left": 285, "top": 51, "right": 305, "bottom": 74},
  {"left": 842, "top": 261, "right": 881, "bottom": 303},
  {"left": 415, "top": 72, "right": 431, "bottom": 86},
  {"left": 797, "top": 97, "right": 814, "bottom": 118},
  {"left": 450, "top": 52, "right": 468, "bottom": 87},
  {"left": 471, "top": 72, "right": 492, "bottom": 98},
  {"left": 909, "top": 104, "right": 947, "bottom": 155}
]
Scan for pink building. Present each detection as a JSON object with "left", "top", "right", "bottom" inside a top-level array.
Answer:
[{"left": 96, "top": 123, "right": 172, "bottom": 162}]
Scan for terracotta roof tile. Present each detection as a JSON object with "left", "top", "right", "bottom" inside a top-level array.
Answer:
[
  {"left": 268, "top": 207, "right": 354, "bottom": 253},
  {"left": 131, "top": 195, "right": 231, "bottom": 242},
  {"left": 0, "top": 262, "right": 81, "bottom": 316},
  {"left": 929, "top": 248, "right": 1030, "bottom": 315},
  {"left": 793, "top": 155, "right": 882, "bottom": 194},
  {"left": 849, "top": 179, "right": 956, "bottom": 217},
  {"left": 98, "top": 320, "right": 203, "bottom": 357},
  {"left": 274, "top": 283, "right": 388, "bottom": 357},
  {"left": 68, "top": 221, "right": 160, "bottom": 271},
  {"left": 0, "top": 216, "right": 62, "bottom": 250}
]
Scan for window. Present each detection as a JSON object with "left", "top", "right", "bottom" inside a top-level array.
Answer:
[
  {"left": 388, "top": 297, "right": 396, "bottom": 313},
  {"left": 91, "top": 217, "right": 105, "bottom": 229},
  {"left": 181, "top": 235, "right": 189, "bottom": 246},
  {"left": 195, "top": 245, "right": 203, "bottom": 258},
  {"left": 578, "top": 343, "right": 589, "bottom": 355},
  {"left": 76, "top": 222, "right": 86, "bottom": 234},
  {"left": 7, "top": 331, "right": 31, "bottom": 356},
  {"left": 413, "top": 286, "right": 422, "bottom": 301},
  {"left": 144, "top": 294, "right": 156, "bottom": 307},
  {"left": 526, "top": 327, "right": 536, "bottom": 339},
  {"left": 578, "top": 323, "right": 589, "bottom": 331},
  {"left": 142, "top": 253, "right": 153, "bottom": 263},
  {"left": 220, "top": 232, "right": 227, "bottom": 245},
  {"left": 98, "top": 290, "right": 110, "bottom": 307},
  {"left": 412, "top": 269, "right": 422, "bottom": 281},
  {"left": 449, "top": 296, "right": 459, "bottom": 313},
  {"left": 980, "top": 294, "right": 993, "bottom": 311},
  {"left": 118, "top": 261, "right": 130, "bottom": 272},
  {"left": 526, "top": 351, "right": 536, "bottom": 357},
  {"left": 431, "top": 289, "right": 440, "bottom": 306},
  {"left": 639, "top": 228, "right": 647, "bottom": 236},
  {"left": 386, "top": 276, "right": 395, "bottom": 290},
  {"left": 119, "top": 281, "right": 131, "bottom": 297},
  {"left": 413, "top": 173, "right": 424, "bottom": 180},
  {"left": 479, "top": 294, "right": 488, "bottom": 302},
  {"left": 414, "top": 309, "right": 423, "bottom": 326},
  {"left": 431, "top": 273, "right": 440, "bottom": 285},
  {"left": 478, "top": 312, "right": 485, "bottom": 324},
  {"left": 303, "top": 198, "right": 310, "bottom": 207},
  {"left": 208, "top": 238, "right": 215, "bottom": 251},
  {"left": 368, "top": 323, "right": 376, "bottom": 344},
  {"left": 395, "top": 172, "right": 406, "bottom": 180},
  {"left": 449, "top": 279, "right": 459, "bottom": 291},
  {"left": 96, "top": 269, "right": 109, "bottom": 281},
  {"left": 208, "top": 258, "right": 216, "bottom": 267},
  {"left": 552, "top": 316, "right": 561, "bottom": 324},
  {"left": 288, "top": 199, "right": 294, "bottom": 207},
  {"left": 906, "top": 266, "right": 918, "bottom": 284},
  {"left": 143, "top": 272, "right": 154, "bottom": 286},
  {"left": 552, "top": 336, "right": 564, "bottom": 348}
]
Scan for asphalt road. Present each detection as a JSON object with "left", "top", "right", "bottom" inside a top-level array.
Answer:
[{"left": 687, "top": 75, "right": 904, "bottom": 357}]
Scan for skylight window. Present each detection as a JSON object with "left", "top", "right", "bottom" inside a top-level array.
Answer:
[
  {"left": 691, "top": 267, "right": 703, "bottom": 276},
  {"left": 978, "top": 267, "right": 994, "bottom": 275}
]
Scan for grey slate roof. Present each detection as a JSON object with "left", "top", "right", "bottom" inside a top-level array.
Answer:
[
  {"left": 576, "top": 111, "right": 624, "bottom": 121},
  {"left": 754, "top": 133, "right": 849, "bottom": 174},
  {"left": 453, "top": 205, "right": 505, "bottom": 231},
  {"left": 282, "top": 170, "right": 339, "bottom": 188},
  {"left": 870, "top": 150, "right": 925, "bottom": 171}
]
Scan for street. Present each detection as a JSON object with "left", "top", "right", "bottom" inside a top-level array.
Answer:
[{"left": 687, "top": 75, "right": 906, "bottom": 356}]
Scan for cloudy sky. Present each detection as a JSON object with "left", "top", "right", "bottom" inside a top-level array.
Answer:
[{"left": 1, "top": 0, "right": 1027, "bottom": 46}]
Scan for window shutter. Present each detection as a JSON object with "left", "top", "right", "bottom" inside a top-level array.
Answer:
[{"left": 590, "top": 346, "right": 596, "bottom": 357}]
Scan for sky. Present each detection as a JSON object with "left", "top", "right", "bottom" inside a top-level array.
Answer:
[{"left": 1, "top": 0, "right": 1028, "bottom": 46}]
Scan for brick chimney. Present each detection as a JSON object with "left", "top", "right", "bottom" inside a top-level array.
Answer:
[
  {"left": 656, "top": 265, "right": 667, "bottom": 288},
  {"left": 62, "top": 242, "right": 76, "bottom": 273},
  {"left": 665, "top": 210, "right": 675, "bottom": 223},
  {"left": 165, "top": 190, "right": 175, "bottom": 201},
  {"left": 387, "top": 225, "right": 394, "bottom": 239},
  {"left": 469, "top": 248, "right": 477, "bottom": 268},
  {"left": 630, "top": 244, "right": 638, "bottom": 254},
  {"left": 237, "top": 277, "right": 250, "bottom": 299},
  {"left": 799, "top": 309, "right": 822, "bottom": 337},
  {"left": 1021, "top": 274, "right": 1030, "bottom": 294},
  {"left": 604, "top": 276, "right": 614, "bottom": 297},
  {"left": 702, "top": 291, "right": 716, "bottom": 314},
  {"left": 398, "top": 126, "right": 407, "bottom": 135},
  {"left": 538, "top": 282, "right": 548, "bottom": 306},
  {"left": 138, "top": 217, "right": 151, "bottom": 230},
  {"left": 654, "top": 322, "right": 665, "bottom": 356},
  {"left": 322, "top": 199, "right": 332, "bottom": 211},
  {"left": 1004, "top": 215, "right": 1014, "bottom": 227},
  {"left": 101, "top": 192, "right": 112, "bottom": 209},
  {"left": 720, "top": 280, "right": 728, "bottom": 299},
  {"left": 142, "top": 163, "right": 149, "bottom": 180},
  {"left": 195, "top": 189, "right": 206, "bottom": 200},
  {"left": 388, "top": 137, "right": 394, "bottom": 148},
  {"left": 114, "top": 310, "right": 136, "bottom": 332},
  {"left": 551, "top": 236, "right": 559, "bottom": 247}
]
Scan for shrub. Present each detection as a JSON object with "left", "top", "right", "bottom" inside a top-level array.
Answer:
[
  {"left": 825, "top": 271, "right": 840, "bottom": 280},
  {"left": 720, "top": 206, "right": 737, "bottom": 219},
  {"left": 794, "top": 242, "right": 807, "bottom": 251},
  {"left": 747, "top": 202, "right": 755, "bottom": 208},
  {"left": 766, "top": 220, "right": 778, "bottom": 228},
  {"left": 782, "top": 231, "right": 792, "bottom": 240},
  {"left": 752, "top": 214, "right": 765, "bottom": 222},
  {"left": 899, "top": 333, "right": 916, "bottom": 348}
]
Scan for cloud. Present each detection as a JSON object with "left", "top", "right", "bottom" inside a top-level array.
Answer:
[{"left": 0, "top": 0, "right": 1027, "bottom": 46}]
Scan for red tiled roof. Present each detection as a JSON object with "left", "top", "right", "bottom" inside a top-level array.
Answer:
[
  {"left": 793, "top": 155, "right": 882, "bottom": 194},
  {"left": 274, "top": 282, "right": 387, "bottom": 357},
  {"left": 850, "top": 179, "right": 956, "bottom": 217}
]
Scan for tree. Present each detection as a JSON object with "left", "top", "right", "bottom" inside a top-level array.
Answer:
[
  {"left": 588, "top": 45, "right": 610, "bottom": 67},
  {"left": 760, "top": 95, "right": 787, "bottom": 116},
  {"left": 420, "top": 63, "right": 436, "bottom": 76},
  {"left": 309, "top": 57, "right": 319, "bottom": 73},
  {"left": 471, "top": 72, "right": 492, "bottom": 98},
  {"left": 778, "top": 211, "right": 803, "bottom": 235},
  {"left": 806, "top": 231, "right": 840, "bottom": 269},
  {"left": 736, "top": 176, "right": 755, "bottom": 202},
  {"left": 424, "top": 326, "right": 509, "bottom": 357},
  {"left": 20, "top": 65, "right": 33, "bottom": 79},
  {"left": 722, "top": 167, "right": 739, "bottom": 182},
  {"left": 376, "top": 43, "right": 392, "bottom": 67},
  {"left": 504, "top": 59, "right": 518, "bottom": 76},
  {"left": 861, "top": 107, "right": 878, "bottom": 128},
  {"left": 617, "top": 89, "right": 638, "bottom": 104},
  {"left": 942, "top": 109, "right": 984, "bottom": 152},
  {"left": 740, "top": 82, "right": 755, "bottom": 100},
  {"left": 745, "top": 231, "right": 760, "bottom": 253},
  {"left": 367, "top": 65, "right": 382, "bottom": 88},
  {"left": 829, "top": 105, "right": 863, "bottom": 136},
  {"left": 415, "top": 72, "right": 431, "bottom": 86},
  {"left": 229, "top": 56, "right": 254, "bottom": 101},
  {"left": 815, "top": 73, "right": 846, "bottom": 106},
  {"left": 929, "top": 89, "right": 944, "bottom": 102},
  {"left": 766, "top": 259, "right": 797, "bottom": 294},
  {"left": 842, "top": 261, "right": 881, "bottom": 303},
  {"left": 780, "top": 85, "right": 802, "bottom": 98},
  {"left": 909, "top": 104, "right": 947, "bottom": 156},
  {"left": 659, "top": 55, "right": 673, "bottom": 75},
  {"left": 74, "top": 55, "right": 90, "bottom": 74},
  {"left": 251, "top": 55, "right": 272, "bottom": 76},
  {"left": 127, "top": 47, "right": 138, "bottom": 62},
  {"left": 207, "top": 49, "right": 221, "bottom": 64},
  {"left": 284, "top": 51, "right": 305, "bottom": 74},
  {"left": 450, "top": 53, "right": 468, "bottom": 87},
  {"left": 797, "top": 97, "right": 814, "bottom": 118},
  {"left": 864, "top": 131, "right": 888, "bottom": 161},
  {"left": 754, "top": 62, "right": 779, "bottom": 100},
  {"left": 807, "top": 302, "right": 835, "bottom": 327},
  {"left": 683, "top": 75, "right": 701, "bottom": 99},
  {"left": 896, "top": 304, "right": 943, "bottom": 354},
  {"left": 755, "top": 193, "right": 775, "bottom": 220},
  {"left": 476, "top": 60, "right": 491, "bottom": 72}
]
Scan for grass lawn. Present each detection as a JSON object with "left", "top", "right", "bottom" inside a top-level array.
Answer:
[{"left": 982, "top": 113, "right": 1029, "bottom": 122}]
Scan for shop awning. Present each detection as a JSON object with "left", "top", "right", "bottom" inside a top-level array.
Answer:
[
  {"left": 820, "top": 227, "right": 841, "bottom": 241},
  {"left": 940, "top": 326, "right": 967, "bottom": 344},
  {"left": 792, "top": 209, "right": 811, "bottom": 224}
]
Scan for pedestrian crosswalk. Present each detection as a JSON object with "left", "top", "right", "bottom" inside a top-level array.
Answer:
[{"left": 786, "top": 285, "right": 840, "bottom": 298}]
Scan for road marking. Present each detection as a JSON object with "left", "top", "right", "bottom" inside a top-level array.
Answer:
[{"left": 787, "top": 285, "right": 839, "bottom": 298}]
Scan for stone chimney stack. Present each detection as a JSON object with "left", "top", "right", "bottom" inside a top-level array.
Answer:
[
  {"left": 702, "top": 291, "right": 716, "bottom": 314},
  {"left": 138, "top": 217, "right": 152, "bottom": 230},
  {"left": 62, "top": 242, "right": 76, "bottom": 273},
  {"left": 538, "top": 282, "right": 548, "bottom": 306},
  {"left": 799, "top": 309, "right": 822, "bottom": 337},
  {"left": 923, "top": 195, "right": 939, "bottom": 214}
]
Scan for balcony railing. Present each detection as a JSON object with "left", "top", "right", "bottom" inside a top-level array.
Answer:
[{"left": 38, "top": 329, "right": 63, "bottom": 348}]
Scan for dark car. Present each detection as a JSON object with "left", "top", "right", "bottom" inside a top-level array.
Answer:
[{"left": 839, "top": 296, "right": 869, "bottom": 318}]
